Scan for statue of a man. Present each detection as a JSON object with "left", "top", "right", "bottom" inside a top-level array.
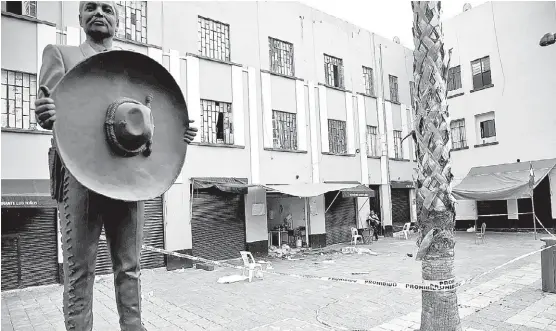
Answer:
[{"left": 34, "top": 2, "right": 197, "bottom": 330}]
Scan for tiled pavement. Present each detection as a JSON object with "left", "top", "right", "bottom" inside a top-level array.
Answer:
[{"left": 2, "top": 232, "right": 555, "bottom": 331}]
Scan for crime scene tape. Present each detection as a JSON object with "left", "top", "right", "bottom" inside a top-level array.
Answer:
[{"left": 99, "top": 235, "right": 556, "bottom": 292}]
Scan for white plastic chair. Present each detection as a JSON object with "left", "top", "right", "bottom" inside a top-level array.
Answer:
[
  {"left": 393, "top": 223, "right": 411, "bottom": 240},
  {"left": 351, "top": 227, "right": 363, "bottom": 246},
  {"left": 475, "top": 223, "right": 486, "bottom": 244},
  {"left": 240, "top": 251, "right": 263, "bottom": 282}
]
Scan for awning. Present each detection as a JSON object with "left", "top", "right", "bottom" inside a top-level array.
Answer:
[
  {"left": 262, "top": 183, "right": 360, "bottom": 198},
  {"left": 1, "top": 179, "right": 56, "bottom": 208},
  {"left": 192, "top": 177, "right": 249, "bottom": 194},
  {"left": 341, "top": 185, "right": 376, "bottom": 198},
  {"left": 452, "top": 158, "right": 556, "bottom": 201}
]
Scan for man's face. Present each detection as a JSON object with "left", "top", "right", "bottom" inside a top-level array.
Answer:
[{"left": 79, "top": 1, "right": 118, "bottom": 39}]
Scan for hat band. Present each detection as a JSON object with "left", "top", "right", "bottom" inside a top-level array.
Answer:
[{"left": 104, "top": 97, "right": 153, "bottom": 157}]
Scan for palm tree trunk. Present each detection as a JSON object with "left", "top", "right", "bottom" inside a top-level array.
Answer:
[{"left": 411, "top": 2, "right": 461, "bottom": 330}]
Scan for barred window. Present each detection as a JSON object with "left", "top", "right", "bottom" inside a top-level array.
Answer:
[
  {"left": 324, "top": 54, "right": 344, "bottom": 89},
  {"left": 363, "top": 66, "right": 374, "bottom": 96},
  {"left": 6, "top": 1, "right": 36, "bottom": 17},
  {"left": 448, "top": 66, "right": 462, "bottom": 91},
  {"left": 366, "top": 126, "right": 378, "bottom": 157},
  {"left": 450, "top": 119, "right": 467, "bottom": 149},
  {"left": 198, "top": 16, "right": 230, "bottom": 62},
  {"left": 1, "top": 69, "right": 37, "bottom": 130},
  {"left": 480, "top": 119, "right": 496, "bottom": 139},
  {"left": 200, "top": 99, "right": 234, "bottom": 145},
  {"left": 116, "top": 1, "right": 147, "bottom": 44},
  {"left": 389, "top": 75, "right": 399, "bottom": 103},
  {"left": 269, "top": 37, "right": 294, "bottom": 76},
  {"left": 471, "top": 56, "right": 491, "bottom": 90},
  {"left": 393, "top": 130, "right": 403, "bottom": 159},
  {"left": 328, "top": 120, "right": 347, "bottom": 154},
  {"left": 272, "top": 110, "right": 297, "bottom": 150}
]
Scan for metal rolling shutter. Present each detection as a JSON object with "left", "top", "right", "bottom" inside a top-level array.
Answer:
[
  {"left": 141, "top": 197, "right": 165, "bottom": 269},
  {"left": 391, "top": 189, "right": 410, "bottom": 231},
  {"left": 325, "top": 192, "right": 356, "bottom": 245},
  {"left": 1, "top": 235, "right": 21, "bottom": 291},
  {"left": 191, "top": 191, "right": 246, "bottom": 261},
  {"left": 95, "top": 197, "right": 165, "bottom": 275},
  {"left": 1, "top": 208, "right": 58, "bottom": 290}
]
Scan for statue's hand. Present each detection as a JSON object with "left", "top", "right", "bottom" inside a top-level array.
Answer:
[{"left": 184, "top": 120, "right": 198, "bottom": 144}]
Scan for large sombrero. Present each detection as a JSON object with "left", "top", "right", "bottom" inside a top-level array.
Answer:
[{"left": 51, "top": 50, "right": 188, "bottom": 201}]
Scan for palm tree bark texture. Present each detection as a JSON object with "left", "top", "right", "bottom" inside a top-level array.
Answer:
[{"left": 411, "top": 2, "right": 462, "bottom": 331}]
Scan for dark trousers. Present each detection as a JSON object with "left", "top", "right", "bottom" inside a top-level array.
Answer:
[{"left": 58, "top": 170, "right": 146, "bottom": 331}]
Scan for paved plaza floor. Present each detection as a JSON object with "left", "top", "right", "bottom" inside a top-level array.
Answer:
[{"left": 2, "top": 232, "right": 555, "bottom": 331}]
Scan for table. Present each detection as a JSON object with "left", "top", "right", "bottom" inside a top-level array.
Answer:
[{"left": 268, "top": 230, "right": 289, "bottom": 248}]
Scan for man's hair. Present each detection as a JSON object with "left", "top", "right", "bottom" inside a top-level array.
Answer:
[{"left": 79, "top": 1, "right": 119, "bottom": 17}]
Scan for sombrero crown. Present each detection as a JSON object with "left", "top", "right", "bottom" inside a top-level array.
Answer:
[{"left": 51, "top": 50, "right": 188, "bottom": 201}]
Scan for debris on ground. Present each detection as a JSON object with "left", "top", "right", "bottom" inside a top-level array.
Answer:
[
  {"left": 407, "top": 253, "right": 413, "bottom": 258},
  {"left": 268, "top": 244, "right": 309, "bottom": 259},
  {"left": 351, "top": 272, "right": 370, "bottom": 275},
  {"left": 217, "top": 275, "right": 249, "bottom": 284},
  {"left": 341, "top": 247, "right": 378, "bottom": 255}
]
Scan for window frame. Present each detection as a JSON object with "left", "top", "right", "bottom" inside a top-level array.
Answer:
[
  {"left": 324, "top": 54, "right": 344, "bottom": 89},
  {"left": 199, "top": 99, "right": 234, "bottom": 145},
  {"left": 1, "top": 69, "right": 38, "bottom": 131},
  {"left": 5, "top": 1, "right": 37, "bottom": 17},
  {"left": 447, "top": 65, "right": 462, "bottom": 91},
  {"left": 362, "top": 66, "right": 375, "bottom": 96},
  {"left": 480, "top": 119, "right": 496, "bottom": 139},
  {"left": 366, "top": 125, "right": 379, "bottom": 157},
  {"left": 389, "top": 75, "right": 399, "bottom": 103},
  {"left": 271, "top": 110, "right": 298, "bottom": 151},
  {"left": 328, "top": 119, "right": 347, "bottom": 155},
  {"left": 450, "top": 118, "right": 467, "bottom": 149},
  {"left": 116, "top": 1, "right": 148, "bottom": 44},
  {"left": 268, "top": 37, "right": 295, "bottom": 77},
  {"left": 393, "top": 130, "right": 403, "bottom": 159},
  {"left": 198, "top": 16, "right": 231, "bottom": 62},
  {"left": 471, "top": 56, "right": 492, "bottom": 90}
]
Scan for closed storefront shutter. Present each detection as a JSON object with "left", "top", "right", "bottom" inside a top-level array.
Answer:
[
  {"left": 95, "top": 196, "right": 165, "bottom": 275},
  {"left": 325, "top": 192, "right": 356, "bottom": 245},
  {"left": 191, "top": 190, "right": 246, "bottom": 261},
  {"left": 391, "top": 189, "right": 410, "bottom": 232},
  {"left": 477, "top": 200, "right": 508, "bottom": 229},
  {"left": 1, "top": 208, "right": 58, "bottom": 291}
]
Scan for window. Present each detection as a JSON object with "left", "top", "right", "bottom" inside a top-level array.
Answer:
[
  {"left": 272, "top": 110, "right": 297, "bottom": 150},
  {"left": 366, "top": 126, "right": 378, "bottom": 156},
  {"left": 471, "top": 56, "right": 492, "bottom": 90},
  {"left": 198, "top": 16, "right": 230, "bottom": 62},
  {"left": 200, "top": 99, "right": 233, "bottom": 145},
  {"left": 1, "top": 69, "right": 37, "bottom": 130},
  {"left": 389, "top": 75, "right": 399, "bottom": 103},
  {"left": 447, "top": 66, "right": 462, "bottom": 91},
  {"left": 480, "top": 119, "right": 496, "bottom": 139},
  {"left": 269, "top": 37, "right": 294, "bottom": 77},
  {"left": 5, "top": 1, "right": 36, "bottom": 17},
  {"left": 363, "top": 66, "right": 374, "bottom": 96},
  {"left": 450, "top": 119, "right": 467, "bottom": 149},
  {"left": 328, "top": 120, "right": 347, "bottom": 154},
  {"left": 324, "top": 54, "right": 344, "bottom": 89},
  {"left": 116, "top": 1, "right": 147, "bottom": 44},
  {"left": 393, "top": 130, "right": 403, "bottom": 159}
]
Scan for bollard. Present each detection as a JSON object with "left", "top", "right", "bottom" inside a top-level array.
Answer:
[{"left": 540, "top": 237, "right": 556, "bottom": 294}]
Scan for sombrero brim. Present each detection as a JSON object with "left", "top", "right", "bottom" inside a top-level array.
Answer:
[{"left": 52, "top": 50, "right": 188, "bottom": 201}]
